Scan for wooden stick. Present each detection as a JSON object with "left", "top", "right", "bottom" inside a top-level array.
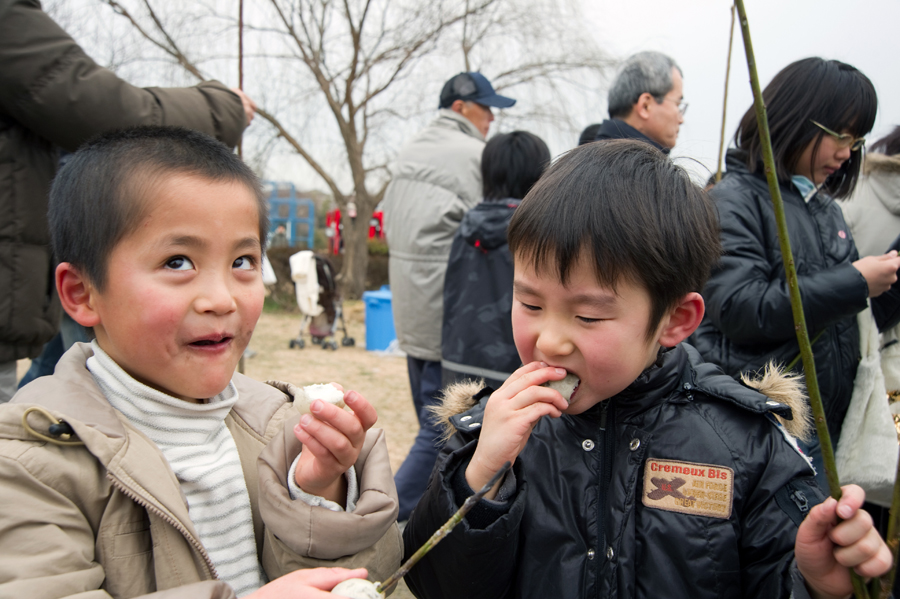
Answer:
[
  {"left": 376, "top": 461, "right": 512, "bottom": 594},
  {"left": 237, "top": 0, "right": 244, "bottom": 158},
  {"left": 733, "top": 1, "right": 868, "bottom": 597},
  {"left": 878, "top": 444, "right": 900, "bottom": 597},
  {"left": 715, "top": 4, "right": 735, "bottom": 183}
]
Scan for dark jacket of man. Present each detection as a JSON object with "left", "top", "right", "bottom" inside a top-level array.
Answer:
[
  {"left": 404, "top": 343, "right": 822, "bottom": 599},
  {"left": 691, "top": 149, "right": 868, "bottom": 442},
  {"left": 594, "top": 118, "right": 669, "bottom": 154},
  {"left": 441, "top": 199, "right": 521, "bottom": 390},
  {"left": 0, "top": 0, "right": 247, "bottom": 362}
]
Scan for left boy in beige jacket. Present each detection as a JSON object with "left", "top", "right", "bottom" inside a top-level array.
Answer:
[{"left": 0, "top": 127, "right": 401, "bottom": 599}]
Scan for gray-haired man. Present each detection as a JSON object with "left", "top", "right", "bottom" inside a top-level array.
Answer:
[{"left": 594, "top": 51, "right": 685, "bottom": 152}]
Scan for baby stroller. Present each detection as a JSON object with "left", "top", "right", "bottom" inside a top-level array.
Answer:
[{"left": 288, "top": 251, "right": 355, "bottom": 351}]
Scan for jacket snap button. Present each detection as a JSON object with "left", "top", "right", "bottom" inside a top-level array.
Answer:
[
  {"left": 582, "top": 439, "right": 595, "bottom": 451},
  {"left": 606, "top": 546, "right": 615, "bottom": 560},
  {"left": 461, "top": 415, "right": 472, "bottom": 421},
  {"left": 629, "top": 438, "right": 640, "bottom": 451},
  {"left": 468, "top": 422, "right": 481, "bottom": 429},
  {"left": 587, "top": 548, "right": 595, "bottom": 560}
]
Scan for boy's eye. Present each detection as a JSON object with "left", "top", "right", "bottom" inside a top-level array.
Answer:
[
  {"left": 165, "top": 256, "right": 194, "bottom": 271},
  {"left": 577, "top": 316, "right": 601, "bottom": 324},
  {"left": 519, "top": 301, "right": 541, "bottom": 311},
  {"left": 233, "top": 256, "right": 256, "bottom": 270}
]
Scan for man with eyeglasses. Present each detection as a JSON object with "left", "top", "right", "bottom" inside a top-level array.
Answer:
[
  {"left": 382, "top": 72, "right": 515, "bottom": 523},
  {"left": 593, "top": 51, "right": 685, "bottom": 152}
]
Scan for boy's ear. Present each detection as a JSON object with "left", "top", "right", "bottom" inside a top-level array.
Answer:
[
  {"left": 56, "top": 263, "right": 101, "bottom": 328},
  {"left": 656, "top": 292, "right": 705, "bottom": 348}
]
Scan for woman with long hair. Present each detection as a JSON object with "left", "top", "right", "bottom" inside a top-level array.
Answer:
[{"left": 692, "top": 58, "right": 900, "bottom": 488}]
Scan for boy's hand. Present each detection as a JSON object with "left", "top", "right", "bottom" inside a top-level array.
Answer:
[
  {"left": 466, "top": 362, "right": 569, "bottom": 499},
  {"left": 795, "top": 484, "right": 892, "bottom": 599},
  {"left": 293, "top": 386, "right": 377, "bottom": 506},
  {"left": 247, "top": 567, "right": 368, "bottom": 598}
]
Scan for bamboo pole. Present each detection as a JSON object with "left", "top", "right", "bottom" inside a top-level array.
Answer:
[
  {"left": 715, "top": 4, "right": 735, "bottom": 183},
  {"left": 237, "top": 0, "right": 244, "bottom": 159},
  {"left": 733, "top": 2, "right": 868, "bottom": 597},
  {"left": 878, "top": 445, "right": 900, "bottom": 598}
]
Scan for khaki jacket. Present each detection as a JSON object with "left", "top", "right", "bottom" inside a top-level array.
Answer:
[
  {"left": 0, "top": 0, "right": 248, "bottom": 361},
  {"left": 382, "top": 109, "right": 484, "bottom": 361},
  {"left": 0, "top": 344, "right": 402, "bottom": 599}
]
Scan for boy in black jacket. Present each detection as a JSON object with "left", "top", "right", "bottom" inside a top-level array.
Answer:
[{"left": 403, "top": 140, "right": 890, "bottom": 599}]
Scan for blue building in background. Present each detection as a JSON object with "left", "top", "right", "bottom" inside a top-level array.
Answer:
[{"left": 264, "top": 181, "right": 315, "bottom": 249}]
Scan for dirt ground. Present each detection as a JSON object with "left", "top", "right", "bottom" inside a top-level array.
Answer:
[{"left": 16, "top": 300, "right": 420, "bottom": 598}]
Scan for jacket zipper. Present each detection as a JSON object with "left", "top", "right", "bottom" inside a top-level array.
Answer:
[
  {"left": 597, "top": 401, "right": 615, "bottom": 598},
  {"left": 107, "top": 472, "right": 219, "bottom": 580}
]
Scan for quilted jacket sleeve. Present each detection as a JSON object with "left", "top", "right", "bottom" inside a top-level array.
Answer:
[
  {"left": 402, "top": 438, "right": 524, "bottom": 599},
  {"left": 704, "top": 181, "right": 868, "bottom": 345},
  {"left": 0, "top": 0, "right": 246, "bottom": 150}
]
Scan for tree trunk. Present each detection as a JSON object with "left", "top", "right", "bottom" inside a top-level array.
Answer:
[{"left": 338, "top": 193, "right": 377, "bottom": 300}]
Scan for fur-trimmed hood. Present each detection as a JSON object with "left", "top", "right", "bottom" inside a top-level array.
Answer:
[{"left": 431, "top": 357, "right": 811, "bottom": 443}]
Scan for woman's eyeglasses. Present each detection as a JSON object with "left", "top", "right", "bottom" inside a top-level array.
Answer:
[{"left": 810, "top": 120, "right": 866, "bottom": 151}]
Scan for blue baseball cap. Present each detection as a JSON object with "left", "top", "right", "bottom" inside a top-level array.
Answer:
[{"left": 439, "top": 72, "right": 516, "bottom": 109}]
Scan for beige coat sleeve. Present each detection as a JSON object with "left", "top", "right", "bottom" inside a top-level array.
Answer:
[{"left": 257, "top": 420, "right": 403, "bottom": 584}]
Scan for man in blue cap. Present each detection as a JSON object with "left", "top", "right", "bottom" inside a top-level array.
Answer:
[{"left": 383, "top": 72, "right": 515, "bottom": 522}]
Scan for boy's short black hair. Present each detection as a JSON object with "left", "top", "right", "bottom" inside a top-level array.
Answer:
[
  {"left": 508, "top": 139, "right": 721, "bottom": 339},
  {"left": 482, "top": 131, "right": 551, "bottom": 201},
  {"left": 49, "top": 126, "right": 268, "bottom": 290}
]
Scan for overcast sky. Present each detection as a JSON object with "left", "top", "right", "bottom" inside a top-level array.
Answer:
[{"left": 581, "top": 0, "right": 900, "bottom": 180}]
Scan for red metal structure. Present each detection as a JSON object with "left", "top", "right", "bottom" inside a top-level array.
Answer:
[{"left": 325, "top": 208, "right": 384, "bottom": 255}]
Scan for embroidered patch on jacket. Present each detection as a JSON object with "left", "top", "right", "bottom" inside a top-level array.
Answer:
[{"left": 642, "top": 459, "right": 734, "bottom": 519}]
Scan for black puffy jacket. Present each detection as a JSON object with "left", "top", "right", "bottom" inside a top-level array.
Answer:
[
  {"left": 404, "top": 343, "right": 822, "bottom": 599},
  {"left": 692, "top": 149, "right": 867, "bottom": 442},
  {"left": 441, "top": 199, "right": 521, "bottom": 389}
]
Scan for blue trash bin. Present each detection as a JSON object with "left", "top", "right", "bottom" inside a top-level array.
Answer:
[{"left": 362, "top": 285, "right": 397, "bottom": 351}]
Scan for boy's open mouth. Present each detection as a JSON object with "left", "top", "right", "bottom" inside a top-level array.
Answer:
[{"left": 189, "top": 335, "right": 232, "bottom": 347}]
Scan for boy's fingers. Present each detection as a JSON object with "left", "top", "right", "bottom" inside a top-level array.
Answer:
[
  {"left": 836, "top": 484, "right": 866, "bottom": 519},
  {"left": 293, "top": 421, "right": 338, "bottom": 465},
  {"left": 297, "top": 412, "right": 357, "bottom": 464},
  {"left": 797, "top": 496, "right": 838, "bottom": 545},
  {"left": 495, "top": 364, "right": 569, "bottom": 405},
  {"left": 298, "top": 567, "right": 368, "bottom": 590},
  {"left": 508, "top": 385, "right": 569, "bottom": 413},
  {"left": 344, "top": 391, "right": 378, "bottom": 430},
  {"left": 833, "top": 528, "right": 893, "bottom": 576},
  {"left": 309, "top": 400, "right": 366, "bottom": 443}
]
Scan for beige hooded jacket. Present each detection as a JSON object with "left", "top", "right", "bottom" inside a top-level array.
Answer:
[
  {"left": 842, "top": 152, "right": 900, "bottom": 258},
  {"left": 0, "top": 344, "right": 402, "bottom": 599}
]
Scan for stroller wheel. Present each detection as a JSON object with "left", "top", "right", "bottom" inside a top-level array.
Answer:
[
  {"left": 322, "top": 341, "right": 338, "bottom": 351},
  {"left": 289, "top": 338, "right": 306, "bottom": 349},
  {"left": 341, "top": 337, "right": 356, "bottom": 347}
]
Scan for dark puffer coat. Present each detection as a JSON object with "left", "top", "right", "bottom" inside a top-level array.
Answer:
[
  {"left": 0, "top": 0, "right": 247, "bottom": 362},
  {"left": 441, "top": 199, "right": 521, "bottom": 389},
  {"left": 692, "top": 149, "right": 867, "bottom": 442},
  {"left": 404, "top": 343, "right": 822, "bottom": 599},
  {"left": 593, "top": 119, "right": 669, "bottom": 154}
]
